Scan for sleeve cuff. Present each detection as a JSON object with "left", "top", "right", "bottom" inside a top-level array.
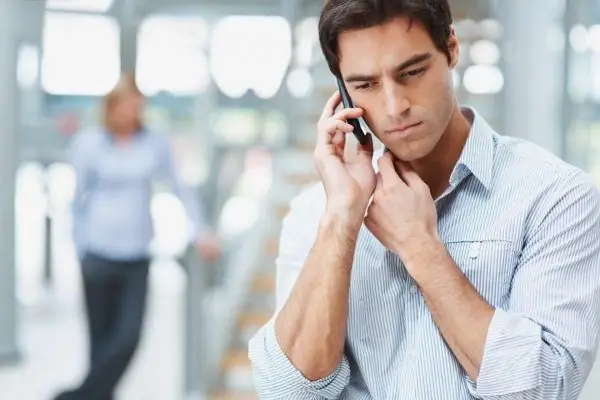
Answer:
[
  {"left": 467, "top": 308, "right": 543, "bottom": 397},
  {"left": 248, "top": 319, "right": 351, "bottom": 398}
]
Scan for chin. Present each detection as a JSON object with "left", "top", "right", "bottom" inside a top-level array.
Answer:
[{"left": 384, "top": 140, "right": 433, "bottom": 162}]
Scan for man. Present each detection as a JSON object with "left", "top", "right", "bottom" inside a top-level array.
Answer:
[{"left": 249, "top": 0, "right": 600, "bottom": 398}]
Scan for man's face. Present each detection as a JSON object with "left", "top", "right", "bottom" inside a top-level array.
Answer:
[{"left": 338, "top": 17, "right": 459, "bottom": 161}]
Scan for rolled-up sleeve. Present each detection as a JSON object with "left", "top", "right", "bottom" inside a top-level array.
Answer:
[
  {"left": 468, "top": 170, "right": 600, "bottom": 399},
  {"left": 248, "top": 183, "right": 351, "bottom": 399},
  {"left": 249, "top": 319, "right": 351, "bottom": 399}
]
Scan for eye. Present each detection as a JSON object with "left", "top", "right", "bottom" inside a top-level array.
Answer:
[
  {"left": 354, "top": 81, "right": 379, "bottom": 91},
  {"left": 399, "top": 67, "right": 427, "bottom": 80},
  {"left": 354, "top": 82, "right": 372, "bottom": 90}
]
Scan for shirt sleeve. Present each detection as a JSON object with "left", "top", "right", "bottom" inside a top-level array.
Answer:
[
  {"left": 468, "top": 170, "right": 600, "bottom": 399},
  {"left": 155, "top": 134, "right": 209, "bottom": 242},
  {"left": 248, "top": 182, "right": 351, "bottom": 399}
]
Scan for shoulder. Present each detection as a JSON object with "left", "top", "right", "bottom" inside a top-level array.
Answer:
[
  {"left": 70, "top": 126, "right": 105, "bottom": 145},
  {"left": 494, "top": 134, "right": 594, "bottom": 193},
  {"left": 141, "top": 129, "right": 173, "bottom": 151},
  {"left": 493, "top": 134, "right": 600, "bottom": 225},
  {"left": 68, "top": 126, "right": 107, "bottom": 157}
]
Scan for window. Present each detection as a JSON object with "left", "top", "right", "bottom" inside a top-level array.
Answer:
[
  {"left": 286, "top": 67, "right": 313, "bottom": 98},
  {"left": 46, "top": 0, "right": 114, "bottom": 13},
  {"left": 136, "top": 15, "right": 210, "bottom": 96},
  {"left": 210, "top": 16, "right": 292, "bottom": 99},
  {"left": 17, "top": 44, "right": 39, "bottom": 90},
  {"left": 41, "top": 13, "right": 120, "bottom": 95},
  {"left": 295, "top": 17, "right": 319, "bottom": 67}
]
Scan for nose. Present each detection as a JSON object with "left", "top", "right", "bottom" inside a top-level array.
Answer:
[{"left": 383, "top": 84, "right": 410, "bottom": 118}]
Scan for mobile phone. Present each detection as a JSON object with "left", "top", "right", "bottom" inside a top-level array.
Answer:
[{"left": 336, "top": 78, "right": 370, "bottom": 145}]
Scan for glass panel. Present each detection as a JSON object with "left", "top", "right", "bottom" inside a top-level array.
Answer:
[
  {"left": 210, "top": 16, "right": 292, "bottom": 99},
  {"left": 46, "top": 0, "right": 114, "bottom": 13},
  {"left": 136, "top": 15, "right": 210, "bottom": 96},
  {"left": 212, "top": 108, "right": 261, "bottom": 145},
  {"left": 17, "top": 44, "right": 39, "bottom": 90},
  {"left": 41, "top": 12, "right": 120, "bottom": 95}
]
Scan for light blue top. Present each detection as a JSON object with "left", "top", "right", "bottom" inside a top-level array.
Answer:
[
  {"left": 248, "top": 108, "right": 600, "bottom": 399},
  {"left": 69, "top": 127, "right": 207, "bottom": 261}
]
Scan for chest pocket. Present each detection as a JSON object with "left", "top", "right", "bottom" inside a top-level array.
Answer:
[{"left": 445, "top": 239, "right": 520, "bottom": 309}]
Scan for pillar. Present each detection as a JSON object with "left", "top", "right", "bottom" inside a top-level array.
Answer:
[
  {"left": 0, "top": 0, "right": 21, "bottom": 363},
  {"left": 499, "top": 0, "right": 566, "bottom": 156}
]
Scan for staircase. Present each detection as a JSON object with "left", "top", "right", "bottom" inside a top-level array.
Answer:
[
  {"left": 208, "top": 55, "right": 369, "bottom": 398},
  {"left": 210, "top": 145, "right": 320, "bottom": 399}
]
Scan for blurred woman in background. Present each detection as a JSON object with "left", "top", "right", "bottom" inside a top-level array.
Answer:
[{"left": 53, "top": 73, "right": 220, "bottom": 400}]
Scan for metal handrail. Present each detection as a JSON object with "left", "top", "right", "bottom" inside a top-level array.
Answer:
[{"left": 182, "top": 203, "right": 268, "bottom": 398}]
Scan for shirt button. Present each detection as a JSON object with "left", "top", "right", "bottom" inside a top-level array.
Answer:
[
  {"left": 469, "top": 241, "right": 481, "bottom": 259},
  {"left": 410, "top": 285, "right": 418, "bottom": 294}
]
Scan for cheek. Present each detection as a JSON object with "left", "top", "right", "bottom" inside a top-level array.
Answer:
[
  {"left": 421, "top": 73, "right": 454, "bottom": 124},
  {"left": 359, "top": 106, "right": 383, "bottom": 135}
]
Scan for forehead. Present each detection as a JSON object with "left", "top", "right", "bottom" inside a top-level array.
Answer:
[{"left": 338, "top": 17, "right": 437, "bottom": 75}]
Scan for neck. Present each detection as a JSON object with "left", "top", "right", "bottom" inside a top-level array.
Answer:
[
  {"left": 111, "top": 124, "right": 137, "bottom": 141},
  {"left": 410, "top": 102, "right": 472, "bottom": 199}
]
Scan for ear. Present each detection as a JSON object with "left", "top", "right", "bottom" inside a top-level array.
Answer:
[{"left": 448, "top": 26, "right": 460, "bottom": 69}]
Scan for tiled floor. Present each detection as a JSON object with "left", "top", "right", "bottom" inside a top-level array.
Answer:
[{"left": 0, "top": 258, "right": 187, "bottom": 400}]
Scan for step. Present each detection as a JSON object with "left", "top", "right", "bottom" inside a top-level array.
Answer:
[
  {"left": 237, "top": 310, "right": 272, "bottom": 330},
  {"left": 221, "top": 349, "right": 251, "bottom": 371},
  {"left": 276, "top": 204, "right": 290, "bottom": 220},
  {"left": 287, "top": 172, "right": 320, "bottom": 187},
  {"left": 251, "top": 272, "right": 275, "bottom": 294},
  {"left": 264, "top": 236, "right": 279, "bottom": 256},
  {"left": 211, "top": 391, "right": 257, "bottom": 400}
]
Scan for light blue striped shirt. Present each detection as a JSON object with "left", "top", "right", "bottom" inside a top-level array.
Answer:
[
  {"left": 69, "top": 127, "right": 206, "bottom": 261},
  {"left": 248, "top": 107, "right": 600, "bottom": 399}
]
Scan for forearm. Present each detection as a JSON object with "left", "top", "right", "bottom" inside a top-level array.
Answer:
[
  {"left": 401, "top": 239, "right": 593, "bottom": 399},
  {"left": 401, "top": 238, "right": 493, "bottom": 381},
  {"left": 275, "top": 209, "right": 362, "bottom": 381}
]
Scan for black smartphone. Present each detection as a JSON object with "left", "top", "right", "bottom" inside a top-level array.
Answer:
[{"left": 336, "top": 78, "right": 370, "bottom": 145}]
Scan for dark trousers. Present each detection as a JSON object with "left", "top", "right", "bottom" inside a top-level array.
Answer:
[{"left": 59, "top": 252, "right": 150, "bottom": 400}]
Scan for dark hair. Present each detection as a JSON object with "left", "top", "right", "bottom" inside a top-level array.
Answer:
[{"left": 318, "top": 0, "right": 453, "bottom": 77}]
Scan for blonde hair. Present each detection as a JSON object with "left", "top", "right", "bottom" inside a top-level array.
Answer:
[{"left": 102, "top": 73, "right": 143, "bottom": 133}]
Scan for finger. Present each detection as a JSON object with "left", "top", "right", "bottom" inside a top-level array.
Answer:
[
  {"left": 333, "top": 107, "right": 363, "bottom": 121},
  {"left": 374, "top": 172, "right": 383, "bottom": 195},
  {"left": 395, "top": 161, "right": 422, "bottom": 187},
  {"left": 321, "top": 91, "right": 342, "bottom": 120},
  {"left": 364, "top": 213, "right": 375, "bottom": 234},
  {"left": 377, "top": 152, "right": 403, "bottom": 187},
  {"left": 364, "top": 210, "right": 382, "bottom": 241},
  {"left": 331, "top": 130, "right": 345, "bottom": 149},
  {"left": 317, "top": 119, "right": 354, "bottom": 146}
]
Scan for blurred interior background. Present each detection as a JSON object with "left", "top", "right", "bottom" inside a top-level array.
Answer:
[{"left": 1, "top": 0, "right": 600, "bottom": 399}]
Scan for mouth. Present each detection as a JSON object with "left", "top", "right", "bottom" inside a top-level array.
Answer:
[{"left": 385, "top": 122, "right": 423, "bottom": 137}]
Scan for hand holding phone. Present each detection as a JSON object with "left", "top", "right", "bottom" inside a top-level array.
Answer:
[
  {"left": 336, "top": 78, "right": 370, "bottom": 145},
  {"left": 314, "top": 90, "right": 376, "bottom": 218}
]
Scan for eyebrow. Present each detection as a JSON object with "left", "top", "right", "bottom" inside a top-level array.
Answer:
[{"left": 344, "top": 52, "right": 433, "bottom": 83}]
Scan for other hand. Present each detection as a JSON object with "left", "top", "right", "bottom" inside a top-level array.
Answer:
[
  {"left": 365, "top": 152, "right": 438, "bottom": 261},
  {"left": 195, "top": 234, "right": 221, "bottom": 263},
  {"left": 314, "top": 91, "right": 376, "bottom": 221}
]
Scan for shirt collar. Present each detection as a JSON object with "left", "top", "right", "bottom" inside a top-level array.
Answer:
[
  {"left": 449, "top": 107, "right": 495, "bottom": 190},
  {"left": 373, "top": 107, "right": 496, "bottom": 190}
]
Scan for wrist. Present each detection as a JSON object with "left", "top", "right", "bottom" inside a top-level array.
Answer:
[
  {"left": 321, "top": 206, "right": 364, "bottom": 235},
  {"left": 395, "top": 233, "right": 444, "bottom": 274},
  {"left": 325, "top": 196, "right": 368, "bottom": 221}
]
